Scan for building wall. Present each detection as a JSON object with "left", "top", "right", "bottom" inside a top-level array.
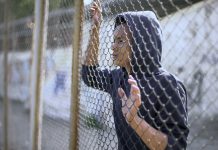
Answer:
[{"left": 0, "top": 0, "right": 217, "bottom": 120}]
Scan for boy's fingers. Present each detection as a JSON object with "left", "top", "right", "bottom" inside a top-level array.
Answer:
[
  {"left": 128, "top": 79, "right": 137, "bottom": 86},
  {"left": 118, "top": 88, "right": 128, "bottom": 108},
  {"left": 91, "top": 5, "right": 97, "bottom": 10},
  {"left": 118, "top": 88, "right": 127, "bottom": 100},
  {"left": 93, "top": 1, "right": 101, "bottom": 8},
  {"left": 128, "top": 75, "right": 138, "bottom": 86},
  {"left": 129, "top": 75, "right": 134, "bottom": 80},
  {"left": 90, "top": 5, "right": 101, "bottom": 15},
  {"left": 90, "top": 8, "right": 95, "bottom": 12},
  {"left": 131, "top": 85, "right": 140, "bottom": 96},
  {"left": 95, "top": 0, "right": 101, "bottom": 7}
]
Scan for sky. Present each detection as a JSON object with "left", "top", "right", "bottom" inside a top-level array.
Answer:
[{"left": 84, "top": 0, "right": 92, "bottom": 5}]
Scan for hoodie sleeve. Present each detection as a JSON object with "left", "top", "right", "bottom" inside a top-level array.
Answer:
[
  {"left": 81, "top": 65, "right": 113, "bottom": 93},
  {"left": 155, "top": 76, "right": 189, "bottom": 150}
]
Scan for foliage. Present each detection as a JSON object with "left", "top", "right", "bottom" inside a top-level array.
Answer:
[
  {"left": 0, "top": 0, "right": 74, "bottom": 21},
  {"left": 85, "top": 114, "right": 104, "bottom": 130}
]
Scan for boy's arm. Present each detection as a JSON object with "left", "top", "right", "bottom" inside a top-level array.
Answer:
[{"left": 84, "top": 0, "right": 102, "bottom": 66}]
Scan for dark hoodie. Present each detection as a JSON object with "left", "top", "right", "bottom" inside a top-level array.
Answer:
[{"left": 82, "top": 11, "right": 189, "bottom": 150}]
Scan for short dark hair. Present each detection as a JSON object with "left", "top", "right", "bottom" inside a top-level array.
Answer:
[{"left": 115, "top": 15, "right": 126, "bottom": 29}]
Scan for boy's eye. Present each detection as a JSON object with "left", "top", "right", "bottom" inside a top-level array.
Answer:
[
  {"left": 112, "top": 38, "right": 126, "bottom": 47},
  {"left": 118, "top": 39, "right": 124, "bottom": 44},
  {"left": 113, "top": 39, "right": 124, "bottom": 44}
]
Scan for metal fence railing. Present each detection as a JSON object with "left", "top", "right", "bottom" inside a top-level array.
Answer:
[{"left": 0, "top": 0, "right": 218, "bottom": 150}]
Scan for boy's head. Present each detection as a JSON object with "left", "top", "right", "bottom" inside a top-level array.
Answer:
[{"left": 113, "top": 11, "right": 162, "bottom": 76}]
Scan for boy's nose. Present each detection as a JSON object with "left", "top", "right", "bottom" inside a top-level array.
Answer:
[{"left": 112, "top": 42, "right": 118, "bottom": 51}]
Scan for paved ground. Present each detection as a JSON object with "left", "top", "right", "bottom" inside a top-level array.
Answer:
[
  {"left": 0, "top": 100, "right": 70, "bottom": 150},
  {"left": 0, "top": 100, "right": 218, "bottom": 150}
]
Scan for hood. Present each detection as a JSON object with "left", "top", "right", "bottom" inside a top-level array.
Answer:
[{"left": 115, "top": 11, "right": 163, "bottom": 78}]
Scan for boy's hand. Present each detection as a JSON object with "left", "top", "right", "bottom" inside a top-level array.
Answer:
[
  {"left": 90, "top": 0, "right": 102, "bottom": 26},
  {"left": 118, "top": 75, "right": 142, "bottom": 123}
]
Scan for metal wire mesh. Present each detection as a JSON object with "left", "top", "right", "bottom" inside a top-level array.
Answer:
[
  {"left": 0, "top": 9, "right": 33, "bottom": 150},
  {"left": 41, "top": 0, "right": 73, "bottom": 149},
  {"left": 79, "top": 0, "right": 218, "bottom": 149},
  {"left": 0, "top": 0, "right": 218, "bottom": 149},
  {"left": 0, "top": 0, "right": 74, "bottom": 150}
]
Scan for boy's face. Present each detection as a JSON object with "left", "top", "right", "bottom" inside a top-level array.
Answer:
[{"left": 112, "top": 24, "right": 132, "bottom": 67}]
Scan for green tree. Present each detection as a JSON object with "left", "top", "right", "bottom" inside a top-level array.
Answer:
[
  {"left": 0, "top": 0, "right": 74, "bottom": 22},
  {"left": 10, "top": 0, "right": 34, "bottom": 19}
]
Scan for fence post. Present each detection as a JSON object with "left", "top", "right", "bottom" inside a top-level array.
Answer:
[
  {"left": 3, "top": 0, "right": 10, "bottom": 149},
  {"left": 30, "top": 0, "right": 48, "bottom": 149},
  {"left": 69, "top": 0, "right": 84, "bottom": 149}
]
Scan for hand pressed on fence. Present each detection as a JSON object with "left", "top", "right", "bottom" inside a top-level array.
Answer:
[{"left": 82, "top": 1, "right": 189, "bottom": 150}]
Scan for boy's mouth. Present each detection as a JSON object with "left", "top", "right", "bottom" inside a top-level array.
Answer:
[{"left": 112, "top": 54, "right": 118, "bottom": 60}]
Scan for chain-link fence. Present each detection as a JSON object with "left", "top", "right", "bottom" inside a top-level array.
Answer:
[
  {"left": 0, "top": 0, "right": 218, "bottom": 150},
  {"left": 79, "top": 0, "right": 218, "bottom": 150},
  {"left": 0, "top": 0, "right": 74, "bottom": 149},
  {"left": 41, "top": 1, "right": 73, "bottom": 149},
  {"left": 0, "top": 1, "right": 33, "bottom": 149}
]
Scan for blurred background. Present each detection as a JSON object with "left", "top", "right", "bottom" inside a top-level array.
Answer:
[{"left": 0, "top": 0, "right": 218, "bottom": 149}]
